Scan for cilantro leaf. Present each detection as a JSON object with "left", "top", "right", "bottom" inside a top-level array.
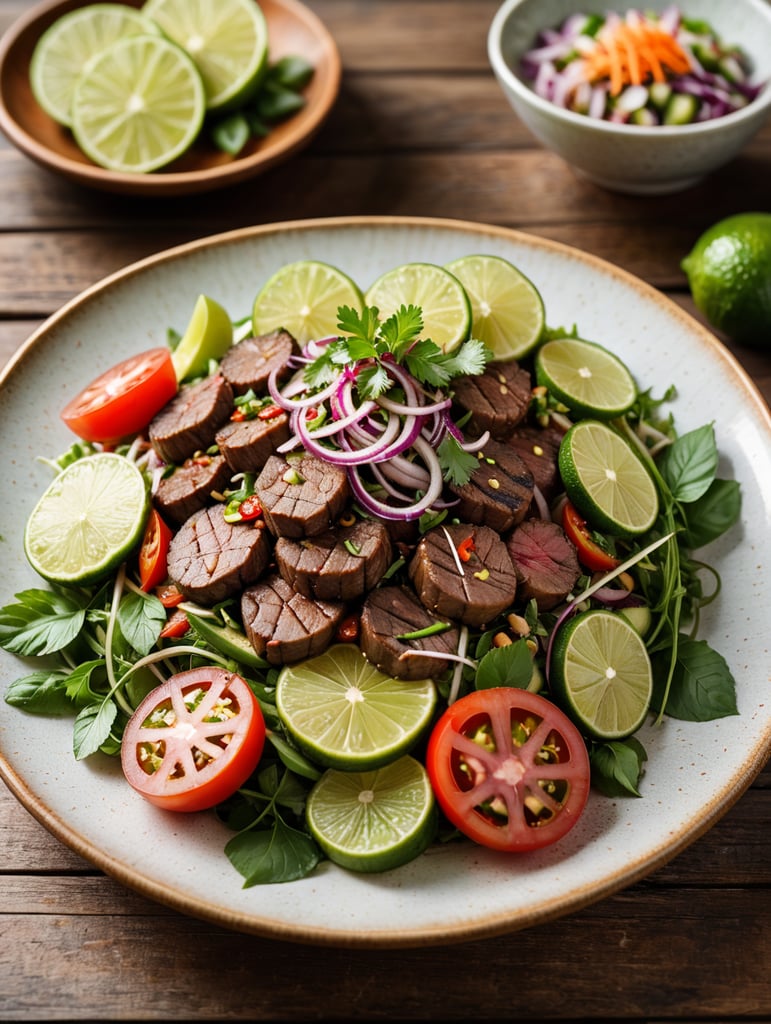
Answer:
[
  {"left": 378, "top": 304, "right": 424, "bottom": 360},
  {"left": 437, "top": 434, "right": 480, "bottom": 487},
  {"left": 404, "top": 339, "right": 451, "bottom": 387}
]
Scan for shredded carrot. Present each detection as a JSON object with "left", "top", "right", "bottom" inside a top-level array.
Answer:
[{"left": 580, "top": 14, "right": 692, "bottom": 95}]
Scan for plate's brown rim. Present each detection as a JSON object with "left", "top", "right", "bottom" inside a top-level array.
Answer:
[{"left": 1, "top": 214, "right": 770, "bottom": 949}]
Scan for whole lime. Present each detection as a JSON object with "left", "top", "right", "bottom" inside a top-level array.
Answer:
[{"left": 681, "top": 212, "right": 771, "bottom": 348}]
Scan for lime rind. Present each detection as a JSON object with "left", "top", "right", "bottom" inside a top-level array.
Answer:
[
  {"left": 24, "top": 453, "right": 149, "bottom": 586},
  {"left": 535, "top": 336, "right": 637, "bottom": 419},
  {"left": 172, "top": 294, "right": 234, "bottom": 382},
  {"left": 445, "top": 253, "right": 545, "bottom": 361},
  {"left": 551, "top": 609, "right": 653, "bottom": 740},
  {"left": 306, "top": 755, "right": 437, "bottom": 873},
  {"left": 252, "top": 260, "right": 364, "bottom": 344}
]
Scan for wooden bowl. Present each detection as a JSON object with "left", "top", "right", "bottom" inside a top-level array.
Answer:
[{"left": 0, "top": 0, "right": 341, "bottom": 196}]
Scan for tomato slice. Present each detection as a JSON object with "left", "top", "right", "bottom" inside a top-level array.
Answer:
[
  {"left": 426, "top": 688, "right": 590, "bottom": 852},
  {"left": 138, "top": 509, "right": 173, "bottom": 591},
  {"left": 562, "top": 499, "right": 621, "bottom": 573},
  {"left": 121, "top": 667, "right": 265, "bottom": 812},
  {"left": 61, "top": 348, "right": 178, "bottom": 443}
]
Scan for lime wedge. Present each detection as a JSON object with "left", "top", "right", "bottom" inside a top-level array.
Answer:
[
  {"left": 172, "top": 294, "right": 234, "bottom": 382},
  {"left": 364, "top": 262, "right": 472, "bottom": 354},
  {"left": 276, "top": 644, "right": 437, "bottom": 770},
  {"left": 142, "top": 0, "right": 269, "bottom": 111},
  {"left": 24, "top": 453, "right": 149, "bottom": 586},
  {"left": 558, "top": 420, "right": 659, "bottom": 538},
  {"left": 70, "top": 34, "right": 206, "bottom": 174},
  {"left": 550, "top": 609, "right": 653, "bottom": 740},
  {"left": 535, "top": 337, "right": 638, "bottom": 419},
  {"left": 306, "top": 755, "right": 437, "bottom": 873},
  {"left": 29, "top": 3, "right": 162, "bottom": 127},
  {"left": 445, "top": 254, "right": 545, "bottom": 360},
  {"left": 252, "top": 261, "right": 364, "bottom": 344}
]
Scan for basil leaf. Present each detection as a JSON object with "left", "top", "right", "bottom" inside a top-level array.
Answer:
[
  {"left": 64, "top": 658, "right": 108, "bottom": 706},
  {"left": 211, "top": 113, "right": 251, "bottom": 155},
  {"left": 590, "top": 737, "right": 647, "bottom": 797},
  {"left": 660, "top": 423, "right": 718, "bottom": 502},
  {"left": 475, "top": 639, "right": 534, "bottom": 690},
  {"left": 267, "top": 730, "right": 322, "bottom": 781},
  {"left": 268, "top": 55, "right": 314, "bottom": 90},
  {"left": 681, "top": 478, "right": 742, "bottom": 549},
  {"left": 117, "top": 590, "right": 165, "bottom": 657},
  {"left": 225, "top": 815, "right": 321, "bottom": 886},
  {"left": 0, "top": 589, "right": 86, "bottom": 656},
  {"left": 652, "top": 636, "right": 738, "bottom": 721},
  {"left": 73, "top": 700, "right": 118, "bottom": 760},
  {"left": 4, "top": 671, "right": 74, "bottom": 715}
]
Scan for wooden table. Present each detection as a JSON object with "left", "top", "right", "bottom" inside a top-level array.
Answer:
[{"left": 1, "top": 1, "right": 770, "bottom": 1019}]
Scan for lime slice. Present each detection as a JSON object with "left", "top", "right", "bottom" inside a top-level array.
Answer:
[
  {"left": 558, "top": 420, "right": 659, "bottom": 538},
  {"left": 29, "top": 3, "right": 162, "bottom": 127},
  {"left": 306, "top": 755, "right": 437, "bottom": 873},
  {"left": 172, "top": 294, "right": 234, "bottom": 382},
  {"left": 364, "top": 262, "right": 472, "bottom": 354},
  {"left": 252, "top": 261, "right": 364, "bottom": 344},
  {"left": 535, "top": 337, "right": 638, "bottom": 419},
  {"left": 24, "top": 453, "right": 149, "bottom": 586},
  {"left": 445, "top": 254, "right": 545, "bottom": 360},
  {"left": 70, "top": 35, "right": 206, "bottom": 174},
  {"left": 275, "top": 644, "right": 437, "bottom": 770},
  {"left": 550, "top": 609, "right": 653, "bottom": 740},
  {"left": 142, "top": 0, "right": 269, "bottom": 111}
]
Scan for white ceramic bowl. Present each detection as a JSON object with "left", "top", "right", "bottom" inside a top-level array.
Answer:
[{"left": 488, "top": 0, "right": 771, "bottom": 195}]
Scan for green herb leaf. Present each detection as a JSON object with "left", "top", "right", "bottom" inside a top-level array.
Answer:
[
  {"left": 4, "top": 670, "right": 74, "bottom": 715},
  {"left": 475, "top": 640, "right": 534, "bottom": 690},
  {"left": 268, "top": 55, "right": 315, "bottom": 90},
  {"left": 0, "top": 589, "right": 87, "bottom": 657},
  {"left": 117, "top": 590, "right": 166, "bottom": 657},
  {"left": 73, "top": 699, "right": 118, "bottom": 760},
  {"left": 660, "top": 423, "right": 718, "bottom": 502},
  {"left": 437, "top": 434, "right": 480, "bottom": 487},
  {"left": 64, "top": 658, "right": 108, "bottom": 706},
  {"left": 210, "top": 113, "right": 251, "bottom": 155},
  {"left": 267, "top": 730, "right": 322, "bottom": 782},
  {"left": 651, "top": 636, "right": 738, "bottom": 721},
  {"left": 589, "top": 737, "right": 647, "bottom": 797},
  {"left": 680, "top": 478, "right": 741, "bottom": 548},
  {"left": 226, "top": 814, "right": 321, "bottom": 886}
]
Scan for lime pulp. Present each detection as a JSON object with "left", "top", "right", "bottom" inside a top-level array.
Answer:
[
  {"left": 252, "top": 260, "right": 364, "bottom": 344},
  {"left": 535, "top": 336, "right": 637, "bottom": 419}
]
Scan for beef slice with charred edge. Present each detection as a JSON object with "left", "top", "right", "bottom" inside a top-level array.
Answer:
[
  {"left": 153, "top": 454, "right": 233, "bottom": 528},
  {"left": 167, "top": 506, "right": 272, "bottom": 605},
  {"left": 409, "top": 522, "right": 517, "bottom": 628},
  {"left": 215, "top": 411, "right": 291, "bottom": 474},
  {"left": 219, "top": 329, "right": 298, "bottom": 397},
  {"left": 255, "top": 453, "right": 351, "bottom": 538},
  {"left": 360, "top": 585, "right": 460, "bottom": 681},
  {"left": 275, "top": 518, "right": 393, "bottom": 601},
  {"left": 149, "top": 373, "right": 234, "bottom": 464},
  {"left": 451, "top": 360, "right": 532, "bottom": 440},
  {"left": 505, "top": 424, "right": 565, "bottom": 501},
  {"left": 241, "top": 574, "right": 344, "bottom": 666},
  {"left": 505, "top": 518, "right": 581, "bottom": 611},
  {"left": 447, "top": 438, "right": 534, "bottom": 534}
]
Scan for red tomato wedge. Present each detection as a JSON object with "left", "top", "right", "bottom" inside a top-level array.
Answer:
[
  {"left": 562, "top": 499, "right": 622, "bottom": 573},
  {"left": 121, "top": 667, "right": 265, "bottom": 813},
  {"left": 426, "top": 688, "right": 590, "bottom": 852},
  {"left": 138, "top": 509, "right": 173, "bottom": 591},
  {"left": 61, "top": 348, "right": 177, "bottom": 443}
]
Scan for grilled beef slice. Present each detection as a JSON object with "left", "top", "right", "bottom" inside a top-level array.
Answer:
[
  {"left": 505, "top": 424, "right": 566, "bottom": 502},
  {"left": 505, "top": 518, "right": 581, "bottom": 611},
  {"left": 359, "top": 585, "right": 460, "bottom": 681},
  {"left": 447, "top": 438, "right": 534, "bottom": 534},
  {"left": 219, "top": 329, "right": 298, "bottom": 397},
  {"left": 241, "top": 574, "right": 344, "bottom": 666},
  {"left": 255, "top": 453, "right": 351, "bottom": 538},
  {"left": 153, "top": 454, "right": 233, "bottom": 528},
  {"left": 149, "top": 373, "right": 233, "bottom": 464},
  {"left": 215, "top": 411, "right": 291, "bottom": 474},
  {"left": 409, "top": 522, "right": 517, "bottom": 628},
  {"left": 275, "top": 518, "right": 393, "bottom": 601},
  {"left": 451, "top": 360, "right": 532, "bottom": 440},
  {"left": 167, "top": 506, "right": 272, "bottom": 605}
]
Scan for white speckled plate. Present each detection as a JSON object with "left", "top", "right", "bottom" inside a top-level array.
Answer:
[{"left": 1, "top": 216, "right": 770, "bottom": 948}]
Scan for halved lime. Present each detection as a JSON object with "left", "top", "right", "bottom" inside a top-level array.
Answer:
[
  {"left": 364, "top": 262, "right": 472, "bottom": 354},
  {"left": 252, "top": 261, "right": 364, "bottom": 344},
  {"left": 445, "top": 254, "right": 545, "bottom": 360},
  {"left": 172, "top": 294, "right": 233, "bottom": 382},
  {"left": 142, "top": 0, "right": 269, "bottom": 111},
  {"left": 70, "top": 34, "right": 206, "bottom": 174},
  {"left": 24, "top": 453, "right": 149, "bottom": 587},
  {"left": 306, "top": 755, "right": 437, "bottom": 873},
  {"left": 550, "top": 609, "right": 653, "bottom": 740},
  {"left": 275, "top": 644, "right": 437, "bottom": 770},
  {"left": 559, "top": 420, "right": 659, "bottom": 538},
  {"left": 29, "top": 3, "right": 162, "bottom": 127},
  {"left": 535, "top": 337, "right": 638, "bottom": 419}
]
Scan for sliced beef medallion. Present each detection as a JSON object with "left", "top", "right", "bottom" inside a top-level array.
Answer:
[
  {"left": 219, "top": 329, "right": 298, "bottom": 397},
  {"left": 241, "top": 574, "right": 344, "bottom": 666},
  {"left": 166, "top": 506, "right": 272, "bottom": 605},
  {"left": 409, "top": 522, "right": 517, "bottom": 628},
  {"left": 505, "top": 424, "right": 566, "bottom": 502},
  {"left": 275, "top": 518, "right": 393, "bottom": 601},
  {"left": 451, "top": 360, "right": 532, "bottom": 440},
  {"left": 505, "top": 518, "right": 581, "bottom": 611},
  {"left": 149, "top": 373, "right": 233, "bottom": 464},
  {"left": 255, "top": 453, "right": 351, "bottom": 538},
  {"left": 447, "top": 438, "right": 534, "bottom": 534},
  {"left": 153, "top": 454, "right": 233, "bottom": 528},
  {"left": 359, "top": 585, "right": 460, "bottom": 681},
  {"left": 215, "top": 411, "right": 291, "bottom": 474}
]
